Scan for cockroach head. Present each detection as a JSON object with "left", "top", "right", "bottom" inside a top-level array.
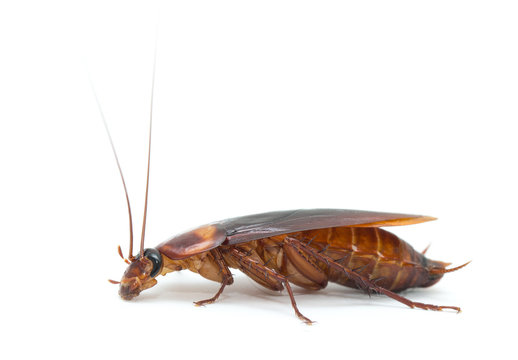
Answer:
[{"left": 118, "top": 248, "right": 163, "bottom": 300}]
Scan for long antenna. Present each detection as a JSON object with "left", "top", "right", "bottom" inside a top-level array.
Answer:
[
  {"left": 89, "top": 76, "right": 135, "bottom": 260},
  {"left": 139, "top": 25, "right": 159, "bottom": 257}
]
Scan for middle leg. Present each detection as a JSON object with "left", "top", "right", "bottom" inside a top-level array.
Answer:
[{"left": 228, "top": 247, "right": 314, "bottom": 324}]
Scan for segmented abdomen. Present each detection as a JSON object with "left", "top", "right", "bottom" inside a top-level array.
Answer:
[{"left": 266, "top": 227, "right": 434, "bottom": 292}]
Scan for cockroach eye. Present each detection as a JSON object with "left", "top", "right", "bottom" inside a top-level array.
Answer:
[{"left": 143, "top": 248, "right": 162, "bottom": 278}]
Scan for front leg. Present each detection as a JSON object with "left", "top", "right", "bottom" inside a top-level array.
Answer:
[{"left": 194, "top": 249, "right": 234, "bottom": 306}]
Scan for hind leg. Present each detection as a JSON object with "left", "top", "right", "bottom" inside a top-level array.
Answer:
[{"left": 284, "top": 237, "right": 461, "bottom": 313}]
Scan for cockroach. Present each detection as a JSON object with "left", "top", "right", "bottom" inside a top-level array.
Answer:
[{"left": 97, "top": 58, "right": 468, "bottom": 325}]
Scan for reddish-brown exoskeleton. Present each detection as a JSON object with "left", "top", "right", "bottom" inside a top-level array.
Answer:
[
  {"left": 98, "top": 62, "right": 468, "bottom": 325},
  {"left": 110, "top": 207, "right": 469, "bottom": 325}
]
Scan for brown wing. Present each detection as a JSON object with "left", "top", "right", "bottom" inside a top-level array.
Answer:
[
  {"left": 220, "top": 209, "right": 435, "bottom": 245},
  {"left": 156, "top": 209, "right": 435, "bottom": 259}
]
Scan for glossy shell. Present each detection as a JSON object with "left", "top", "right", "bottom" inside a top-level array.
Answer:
[
  {"left": 157, "top": 224, "right": 227, "bottom": 259},
  {"left": 156, "top": 209, "right": 434, "bottom": 260}
]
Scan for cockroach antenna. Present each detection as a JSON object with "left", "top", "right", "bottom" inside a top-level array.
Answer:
[
  {"left": 89, "top": 74, "right": 136, "bottom": 261},
  {"left": 139, "top": 26, "right": 158, "bottom": 258},
  {"left": 90, "top": 19, "right": 159, "bottom": 264}
]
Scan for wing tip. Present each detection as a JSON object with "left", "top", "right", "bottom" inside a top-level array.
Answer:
[
  {"left": 420, "top": 215, "right": 438, "bottom": 222},
  {"left": 389, "top": 215, "right": 438, "bottom": 226},
  {"left": 352, "top": 215, "right": 437, "bottom": 227}
]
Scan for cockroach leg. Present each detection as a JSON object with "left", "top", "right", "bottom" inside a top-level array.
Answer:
[
  {"left": 370, "top": 276, "right": 386, "bottom": 287},
  {"left": 305, "top": 236, "right": 316, "bottom": 246},
  {"left": 318, "top": 243, "right": 330, "bottom": 254},
  {"left": 335, "top": 253, "right": 351, "bottom": 263},
  {"left": 194, "top": 281, "right": 229, "bottom": 307},
  {"left": 230, "top": 248, "right": 314, "bottom": 325},
  {"left": 284, "top": 237, "right": 462, "bottom": 313},
  {"left": 282, "top": 276, "right": 314, "bottom": 325},
  {"left": 352, "top": 264, "right": 369, "bottom": 274},
  {"left": 194, "top": 249, "right": 233, "bottom": 307},
  {"left": 263, "top": 257, "right": 273, "bottom": 267}
]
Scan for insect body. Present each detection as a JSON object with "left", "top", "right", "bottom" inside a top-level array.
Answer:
[
  {"left": 116, "top": 209, "right": 469, "bottom": 324},
  {"left": 96, "top": 50, "right": 467, "bottom": 324}
]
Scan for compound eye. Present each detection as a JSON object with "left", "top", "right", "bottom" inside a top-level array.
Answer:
[{"left": 143, "top": 248, "right": 162, "bottom": 278}]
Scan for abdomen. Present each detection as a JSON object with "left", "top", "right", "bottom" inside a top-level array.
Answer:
[{"left": 262, "top": 227, "right": 441, "bottom": 292}]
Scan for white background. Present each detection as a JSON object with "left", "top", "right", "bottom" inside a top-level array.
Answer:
[{"left": 1, "top": 1, "right": 516, "bottom": 359}]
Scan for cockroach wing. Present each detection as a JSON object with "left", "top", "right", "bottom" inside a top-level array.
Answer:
[
  {"left": 157, "top": 224, "right": 227, "bottom": 260},
  {"left": 219, "top": 209, "right": 435, "bottom": 245},
  {"left": 157, "top": 209, "right": 434, "bottom": 260}
]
